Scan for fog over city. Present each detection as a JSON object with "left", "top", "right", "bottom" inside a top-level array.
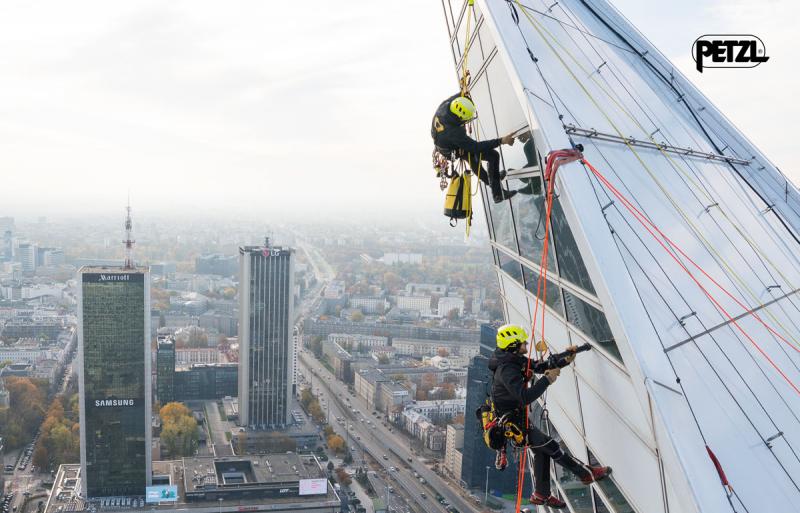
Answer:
[{"left": 0, "top": 0, "right": 797, "bottom": 219}]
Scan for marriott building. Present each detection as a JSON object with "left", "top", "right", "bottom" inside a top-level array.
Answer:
[
  {"left": 78, "top": 267, "right": 152, "bottom": 497},
  {"left": 238, "top": 243, "right": 294, "bottom": 429}
]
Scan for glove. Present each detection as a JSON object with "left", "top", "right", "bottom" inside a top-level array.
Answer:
[
  {"left": 564, "top": 345, "right": 578, "bottom": 364},
  {"left": 501, "top": 134, "right": 516, "bottom": 146},
  {"left": 544, "top": 368, "right": 560, "bottom": 384}
]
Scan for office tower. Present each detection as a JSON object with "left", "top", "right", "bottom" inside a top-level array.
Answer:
[
  {"left": 238, "top": 241, "right": 294, "bottom": 429},
  {"left": 156, "top": 337, "right": 175, "bottom": 405},
  {"left": 17, "top": 242, "right": 36, "bottom": 273},
  {"left": 77, "top": 205, "right": 150, "bottom": 497},
  {"left": 443, "top": 2, "right": 800, "bottom": 511}
]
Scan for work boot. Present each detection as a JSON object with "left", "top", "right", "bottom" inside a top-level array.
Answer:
[
  {"left": 581, "top": 466, "right": 612, "bottom": 485},
  {"left": 493, "top": 189, "right": 518, "bottom": 203},
  {"left": 530, "top": 492, "right": 566, "bottom": 509},
  {"left": 494, "top": 449, "right": 507, "bottom": 471}
]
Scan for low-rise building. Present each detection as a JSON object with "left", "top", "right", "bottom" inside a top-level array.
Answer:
[
  {"left": 354, "top": 369, "right": 388, "bottom": 410},
  {"left": 175, "top": 347, "right": 220, "bottom": 366},
  {"left": 444, "top": 424, "right": 464, "bottom": 479},
  {"left": 378, "top": 381, "right": 411, "bottom": 415},
  {"left": 391, "top": 338, "right": 479, "bottom": 359}
]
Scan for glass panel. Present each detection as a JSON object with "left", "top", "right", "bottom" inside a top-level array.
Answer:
[
  {"left": 588, "top": 451, "right": 636, "bottom": 513},
  {"left": 562, "top": 290, "right": 621, "bottom": 361},
  {"left": 546, "top": 421, "right": 593, "bottom": 513},
  {"left": 468, "top": 74, "right": 498, "bottom": 140},
  {"left": 522, "top": 264, "right": 563, "bottom": 315},
  {"left": 497, "top": 251, "right": 523, "bottom": 285},
  {"left": 508, "top": 176, "right": 555, "bottom": 272},
  {"left": 550, "top": 198, "right": 596, "bottom": 294},
  {"left": 487, "top": 194, "right": 517, "bottom": 251},
  {"left": 594, "top": 490, "right": 612, "bottom": 513}
]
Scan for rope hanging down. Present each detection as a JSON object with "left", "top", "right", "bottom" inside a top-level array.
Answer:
[{"left": 514, "top": 148, "right": 583, "bottom": 513}]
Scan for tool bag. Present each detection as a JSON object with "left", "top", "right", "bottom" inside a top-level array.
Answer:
[{"left": 443, "top": 173, "right": 471, "bottom": 224}]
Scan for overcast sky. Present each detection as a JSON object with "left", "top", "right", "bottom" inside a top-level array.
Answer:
[{"left": 0, "top": 0, "right": 796, "bottom": 222}]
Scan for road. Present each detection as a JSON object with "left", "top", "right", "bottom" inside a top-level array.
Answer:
[
  {"left": 299, "top": 352, "right": 480, "bottom": 513},
  {"left": 205, "top": 400, "right": 234, "bottom": 456}
]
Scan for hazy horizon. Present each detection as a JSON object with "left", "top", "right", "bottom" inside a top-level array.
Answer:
[{"left": 1, "top": 0, "right": 797, "bottom": 219}]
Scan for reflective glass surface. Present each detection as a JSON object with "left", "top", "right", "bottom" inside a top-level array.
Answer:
[
  {"left": 508, "top": 176, "right": 556, "bottom": 272},
  {"left": 497, "top": 250, "right": 524, "bottom": 285},
  {"left": 81, "top": 272, "right": 147, "bottom": 497},
  {"left": 562, "top": 290, "right": 621, "bottom": 361},
  {"left": 588, "top": 450, "right": 636, "bottom": 513},
  {"left": 488, "top": 196, "right": 517, "bottom": 251},
  {"left": 551, "top": 198, "right": 596, "bottom": 294},
  {"left": 594, "top": 490, "right": 612, "bottom": 513},
  {"left": 545, "top": 420, "right": 593, "bottom": 513},
  {"left": 522, "top": 264, "right": 563, "bottom": 315}
]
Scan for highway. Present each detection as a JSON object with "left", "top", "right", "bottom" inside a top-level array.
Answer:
[{"left": 298, "top": 352, "right": 479, "bottom": 513}]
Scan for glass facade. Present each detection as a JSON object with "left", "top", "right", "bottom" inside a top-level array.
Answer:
[
  {"left": 443, "top": 0, "right": 625, "bottom": 365},
  {"left": 239, "top": 246, "right": 294, "bottom": 429},
  {"left": 175, "top": 364, "right": 238, "bottom": 401},
  {"left": 156, "top": 339, "right": 175, "bottom": 404},
  {"left": 80, "top": 271, "right": 149, "bottom": 497}
]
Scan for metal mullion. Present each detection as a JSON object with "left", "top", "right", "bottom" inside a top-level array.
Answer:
[{"left": 493, "top": 241, "right": 601, "bottom": 310}]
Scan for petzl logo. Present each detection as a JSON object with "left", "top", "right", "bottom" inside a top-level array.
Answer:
[{"left": 693, "top": 35, "right": 768, "bottom": 73}]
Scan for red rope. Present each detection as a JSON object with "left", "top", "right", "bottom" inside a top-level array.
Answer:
[
  {"left": 581, "top": 158, "right": 800, "bottom": 396},
  {"left": 515, "top": 150, "right": 582, "bottom": 512},
  {"left": 706, "top": 445, "right": 730, "bottom": 487}
]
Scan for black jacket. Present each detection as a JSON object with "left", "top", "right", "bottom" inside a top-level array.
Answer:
[
  {"left": 431, "top": 93, "right": 502, "bottom": 155},
  {"left": 488, "top": 348, "right": 567, "bottom": 415}
]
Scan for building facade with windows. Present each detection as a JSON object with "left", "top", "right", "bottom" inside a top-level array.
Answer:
[
  {"left": 238, "top": 243, "right": 294, "bottom": 429},
  {"left": 77, "top": 267, "right": 151, "bottom": 497},
  {"left": 443, "top": 2, "right": 800, "bottom": 512}
]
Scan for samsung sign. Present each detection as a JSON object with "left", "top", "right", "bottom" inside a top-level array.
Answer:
[{"left": 94, "top": 399, "right": 136, "bottom": 407}]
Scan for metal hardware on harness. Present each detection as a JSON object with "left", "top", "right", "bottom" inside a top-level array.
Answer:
[{"left": 563, "top": 124, "right": 751, "bottom": 165}]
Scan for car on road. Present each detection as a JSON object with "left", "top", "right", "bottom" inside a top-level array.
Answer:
[
  {"left": 390, "top": 466, "right": 397, "bottom": 471},
  {"left": 420, "top": 493, "right": 427, "bottom": 499},
  {"left": 382, "top": 455, "right": 388, "bottom": 460}
]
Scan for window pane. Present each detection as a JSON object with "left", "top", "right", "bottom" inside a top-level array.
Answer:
[
  {"left": 469, "top": 74, "right": 498, "bottom": 140},
  {"left": 563, "top": 291, "right": 621, "bottom": 362},
  {"left": 594, "top": 490, "right": 612, "bottom": 513},
  {"left": 588, "top": 451, "right": 636, "bottom": 513},
  {"left": 507, "top": 176, "right": 555, "bottom": 272},
  {"left": 497, "top": 251, "right": 523, "bottom": 285},
  {"left": 487, "top": 195, "right": 517, "bottom": 251},
  {"left": 551, "top": 198, "right": 596, "bottom": 294},
  {"left": 522, "top": 265, "right": 563, "bottom": 315},
  {"left": 546, "top": 421, "right": 593, "bottom": 513}
]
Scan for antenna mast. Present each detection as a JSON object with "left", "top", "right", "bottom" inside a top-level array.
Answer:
[{"left": 123, "top": 198, "right": 135, "bottom": 269}]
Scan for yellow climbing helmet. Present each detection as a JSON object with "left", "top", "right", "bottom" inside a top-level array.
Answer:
[
  {"left": 450, "top": 96, "right": 476, "bottom": 122},
  {"left": 496, "top": 324, "right": 528, "bottom": 350}
]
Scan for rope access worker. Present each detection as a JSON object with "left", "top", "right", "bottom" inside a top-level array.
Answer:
[
  {"left": 431, "top": 93, "right": 518, "bottom": 203},
  {"left": 489, "top": 324, "right": 611, "bottom": 509}
]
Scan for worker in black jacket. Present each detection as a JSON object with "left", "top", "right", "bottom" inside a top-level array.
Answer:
[
  {"left": 488, "top": 324, "right": 611, "bottom": 509},
  {"left": 431, "top": 93, "right": 518, "bottom": 203}
]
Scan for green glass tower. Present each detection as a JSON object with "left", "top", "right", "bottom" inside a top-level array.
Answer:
[{"left": 78, "top": 267, "right": 152, "bottom": 498}]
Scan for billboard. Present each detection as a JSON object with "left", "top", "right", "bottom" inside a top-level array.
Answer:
[
  {"left": 145, "top": 485, "right": 178, "bottom": 503},
  {"left": 298, "top": 478, "right": 328, "bottom": 496}
]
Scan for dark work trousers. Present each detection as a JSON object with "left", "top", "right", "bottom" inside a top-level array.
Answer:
[
  {"left": 463, "top": 149, "right": 502, "bottom": 198},
  {"left": 528, "top": 425, "right": 590, "bottom": 496}
]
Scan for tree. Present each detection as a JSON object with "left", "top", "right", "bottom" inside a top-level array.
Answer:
[
  {"left": 437, "top": 347, "right": 449, "bottom": 358},
  {"left": 377, "top": 354, "right": 389, "bottom": 365},
  {"left": 160, "top": 402, "right": 198, "bottom": 458},
  {"left": 160, "top": 402, "right": 191, "bottom": 425},
  {"left": 327, "top": 434, "right": 346, "bottom": 454},
  {"left": 323, "top": 425, "right": 334, "bottom": 438},
  {"left": 335, "top": 467, "right": 352, "bottom": 486},
  {"left": 300, "top": 388, "right": 315, "bottom": 409},
  {"left": 309, "top": 402, "right": 325, "bottom": 423},
  {"left": 327, "top": 461, "right": 335, "bottom": 472},
  {"left": 350, "top": 311, "right": 364, "bottom": 322},
  {"left": 32, "top": 445, "right": 49, "bottom": 470}
]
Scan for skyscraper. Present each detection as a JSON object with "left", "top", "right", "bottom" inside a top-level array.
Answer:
[
  {"left": 77, "top": 206, "right": 151, "bottom": 498},
  {"left": 443, "top": 1, "right": 800, "bottom": 511},
  {"left": 238, "top": 241, "right": 294, "bottom": 429},
  {"left": 156, "top": 336, "right": 175, "bottom": 405}
]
